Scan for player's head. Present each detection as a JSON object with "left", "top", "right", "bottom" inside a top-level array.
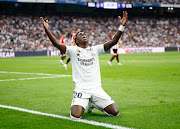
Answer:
[
  {"left": 75, "top": 32, "right": 88, "bottom": 47},
  {"left": 66, "top": 32, "right": 71, "bottom": 39},
  {"left": 63, "top": 33, "right": 66, "bottom": 37},
  {"left": 76, "top": 28, "right": 81, "bottom": 33}
]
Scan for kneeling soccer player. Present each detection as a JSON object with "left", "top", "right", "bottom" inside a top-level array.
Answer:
[{"left": 40, "top": 11, "right": 128, "bottom": 119}]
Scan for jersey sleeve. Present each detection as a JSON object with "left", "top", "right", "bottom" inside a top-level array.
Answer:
[
  {"left": 95, "top": 44, "right": 105, "bottom": 55},
  {"left": 66, "top": 46, "right": 74, "bottom": 57}
]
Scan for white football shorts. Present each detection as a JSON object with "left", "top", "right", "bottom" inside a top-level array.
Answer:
[{"left": 71, "top": 86, "right": 115, "bottom": 110}]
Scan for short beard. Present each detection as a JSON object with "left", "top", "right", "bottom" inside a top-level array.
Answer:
[
  {"left": 78, "top": 41, "right": 88, "bottom": 46},
  {"left": 76, "top": 41, "right": 88, "bottom": 47},
  {"left": 82, "top": 41, "right": 88, "bottom": 45}
]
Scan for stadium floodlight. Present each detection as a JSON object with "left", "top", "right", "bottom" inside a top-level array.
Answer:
[{"left": 168, "top": 7, "right": 173, "bottom": 10}]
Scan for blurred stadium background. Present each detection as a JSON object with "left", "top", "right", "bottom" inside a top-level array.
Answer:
[
  {"left": 0, "top": 0, "right": 180, "bottom": 129},
  {"left": 0, "top": 0, "right": 179, "bottom": 57}
]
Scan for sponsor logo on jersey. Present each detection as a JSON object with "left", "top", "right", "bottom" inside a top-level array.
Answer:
[{"left": 78, "top": 57, "right": 95, "bottom": 66}]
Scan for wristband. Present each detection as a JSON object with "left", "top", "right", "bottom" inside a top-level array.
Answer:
[{"left": 118, "top": 25, "right": 125, "bottom": 32}]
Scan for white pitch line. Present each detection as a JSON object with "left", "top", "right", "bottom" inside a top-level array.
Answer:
[
  {"left": 100, "top": 60, "right": 180, "bottom": 63},
  {"left": 0, "top": 71, "right": 65, "bottom": 76},
  {"left": 0, "top": 60, "right": 58, "bottom": 62},
  {"left": 0, "top": 104, "right": 132, "bottom": 129},
  {"left": 0, "top": 76, "right": 71, "bottom": 82}
]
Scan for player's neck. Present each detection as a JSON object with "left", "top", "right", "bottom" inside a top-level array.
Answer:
[
  {"left": 79, "top": 44, "right": 88, "bottom": 48},
  {"left": 78, "top": 42, "right": 88, "bottom": 48}
]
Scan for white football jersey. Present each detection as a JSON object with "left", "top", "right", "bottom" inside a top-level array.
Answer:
[{"left": 66, "top": 44, "right": 105, "bottom": 90}]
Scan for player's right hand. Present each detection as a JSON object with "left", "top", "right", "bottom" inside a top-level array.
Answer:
[
  {"left": 40, "top": 17, "right": 49, "bottom": 30},
  {"left": 118, "top": 11, "right": 128, "bottom": 26}
]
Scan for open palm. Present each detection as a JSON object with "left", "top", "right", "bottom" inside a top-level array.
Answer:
[{"left": 118, "top": 11, "right": 128, "bottom": 26}]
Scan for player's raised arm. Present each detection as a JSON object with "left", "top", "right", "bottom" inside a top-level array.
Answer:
[
  {"left": 40, "top": 17, "right": 66, "bottom": 54},
  {"left": 104, "top": 11, "right": 128, "bottom": 51}
]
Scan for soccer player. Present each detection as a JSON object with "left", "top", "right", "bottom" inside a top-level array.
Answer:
[
  {"left": 40, "top": 11, "right": 128, "bottom": 119},
  {"left": 63, "top": 28, "right": 81, "bottom": 70},
  {"left": 108, "top": 36, "right": 124, "bottom": 66}
]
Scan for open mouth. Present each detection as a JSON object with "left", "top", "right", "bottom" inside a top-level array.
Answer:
[{"left": 82, "top": 36, "right": 87, "bottom": 40}]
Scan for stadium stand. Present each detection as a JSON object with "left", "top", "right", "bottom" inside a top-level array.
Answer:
[
  {"left": 57, "top": 0, "right": 179, "bottom": 4},
  {"left": 0, "top": 0, "right": 179, "bottom": 52},
  {"left": 0, "top": 15, "right": 179, "bottom": 51}
]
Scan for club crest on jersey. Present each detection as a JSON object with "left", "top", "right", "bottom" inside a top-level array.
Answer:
[
  {"left": 77, "top": 50, "right": 81, "bottom": 56},
  {"left": 77, "top": 50, "right": 81, "bottom": 53},
  {"left": 91, "top": 53, "right": 95, "bottom": 56}
]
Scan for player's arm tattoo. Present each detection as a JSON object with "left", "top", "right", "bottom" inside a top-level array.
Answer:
[{"left": 104, "top": 31, "right": 123, "bottom": 51}]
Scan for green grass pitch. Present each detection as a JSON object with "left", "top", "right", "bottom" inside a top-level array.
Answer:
[{"left": 0, "top": 52, "right": 179, "bottom": 129}]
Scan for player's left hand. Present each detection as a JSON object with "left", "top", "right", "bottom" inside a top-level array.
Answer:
[{"left": 118, "top": 11, "right": 128, "bottom": 26}]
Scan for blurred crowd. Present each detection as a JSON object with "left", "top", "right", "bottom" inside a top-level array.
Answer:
[
  {"left": 59, "top": 0, "right": 180, "bottom": 4},
  {"left": 0, "top": 15, "right": 179, "bottom": 51}
]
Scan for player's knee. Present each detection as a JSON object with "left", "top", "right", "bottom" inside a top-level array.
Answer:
[
  {"left": 108, "top": 106, "right": 119, "bottom": 116},
  {"left": 112, "top": 109, "right": 119, "bottom": 116},
  {"left": 104, "top": 109, "right": 119, "bottom": 116},
  {"left": 70, "top": 112, "right": 82, "bottom": 119},
  {"left": 70, "top": 105, "right": 84, "bottom": 119},
  {"left": 104, "top": 103, "right": 119, "bottom": 116}
]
